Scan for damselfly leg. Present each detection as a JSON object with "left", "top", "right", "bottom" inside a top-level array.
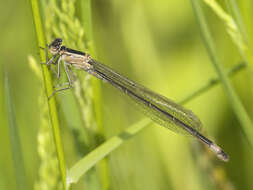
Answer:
[
  {"left": 40, "top": 45, "right": 58, "bottom": 75},
  {"left": 42, "top": 45, "right": 75, "bottom": 98}
]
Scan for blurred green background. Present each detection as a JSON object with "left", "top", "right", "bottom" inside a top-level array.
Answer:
[{"left": 1, "top": 0, "right": 253, "bottom": 190}]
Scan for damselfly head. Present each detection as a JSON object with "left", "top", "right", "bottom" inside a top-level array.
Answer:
[{"left": 49, "top": 38, "right": 63, "bottom": 55}]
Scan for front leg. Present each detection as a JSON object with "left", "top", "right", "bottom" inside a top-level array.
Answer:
[
  {"left": 45, "top": 54, "right": 58, "bottom": 66},
  {"left": 40, "top": 46, "right": 59, "bottom": 75},
  {"left": 40, "top": 45, "right": 58, "bottom": 65},
  {"left": 42, "top": 56, "right": 59, "bottom": 76}
]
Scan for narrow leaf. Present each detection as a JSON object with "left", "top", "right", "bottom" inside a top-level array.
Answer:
[{"left": 5, "top": 72, "right": 28, "bottom": 190}]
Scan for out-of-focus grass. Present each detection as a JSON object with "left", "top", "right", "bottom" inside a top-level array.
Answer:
[
  {"left": 4, "top": 72, "right": 28, "bottom": 190},
  {"left": 1, "top": 0, "right": 253, "bottom": 190},
  {"left": 192, "top": 0, "right": 253, "bottom": 147}
]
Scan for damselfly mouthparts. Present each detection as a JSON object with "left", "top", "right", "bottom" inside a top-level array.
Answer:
[{"left": 43, "top": 38, "right": 229, "bottom": 162}]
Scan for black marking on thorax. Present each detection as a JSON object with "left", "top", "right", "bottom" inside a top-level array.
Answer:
[{"left": 65, "top": 47, "right": 86, "bottom": 56}]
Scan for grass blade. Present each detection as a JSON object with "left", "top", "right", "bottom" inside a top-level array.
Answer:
[
  {"left": 68, "top": 119, "right": 151, "bottom": 184},
  {"left": 4, "top": 72, "right": 28, "bottom": 190},
  {"left": 30, "top": 0, "right": 67, "bottom": 189}
]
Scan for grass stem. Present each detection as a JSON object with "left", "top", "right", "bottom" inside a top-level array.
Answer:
[{"left": 30, "top": 0, "right": 67, "bottom": 189}]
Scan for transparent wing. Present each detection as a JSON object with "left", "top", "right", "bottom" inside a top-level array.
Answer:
[{"left": 89, "top": 59, "right": 202, "bottom": 136}]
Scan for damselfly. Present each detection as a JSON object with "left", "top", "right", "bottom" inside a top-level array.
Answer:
[{"left": 43, "top": 38, "right": 229, "bottom": 162}]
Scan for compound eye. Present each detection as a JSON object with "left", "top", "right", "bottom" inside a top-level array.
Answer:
[
  {"left": 49, "top": 38, "right": 63, "bottom": 54},
  {"left": 54, "top": 38, "right": 62, "bottom": 44},
  {"left": 49, "top": 38, "right": 63, "bottom": 49}
]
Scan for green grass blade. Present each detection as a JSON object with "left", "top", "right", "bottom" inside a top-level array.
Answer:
[
  {"left": 68, "top": 62, "right": 246, "bottom": 185},
  {"left": 68, "top": 119, "right": 151, "bottom": 184},
  {"left": 29, "top": 0, "right": 67, "bottom": 189},
  {"left": 4, "top": 72, "right": 28, "bottom": 190},
  {"left": 191, "top": 0, "right": 253, "bottom": 146}
]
